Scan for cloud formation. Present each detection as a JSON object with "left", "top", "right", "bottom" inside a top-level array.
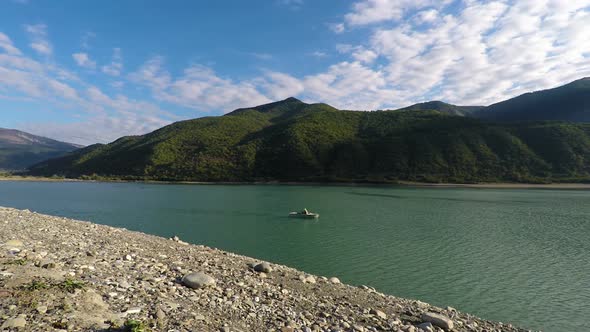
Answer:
[
  {"left": 24, "top": 24, "right": 53, "bottom": 56},
  {"left": 1, "top": 28, "right": 175, "bottom": 145},
  {"left": 102, "top": 48, "right": 123, "bottom": 76},
  {"left": 3, "top": 1, "right": 590, "bottom": 145},
  {"left": 72, "top": 52, "right": 96, "bottom": 69}
]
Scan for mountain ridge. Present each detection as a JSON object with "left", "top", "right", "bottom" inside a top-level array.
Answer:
[{"left": 0, "top": 128, "right": 81, "bottom": 170}]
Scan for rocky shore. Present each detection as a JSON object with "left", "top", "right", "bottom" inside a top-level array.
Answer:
[{"left": 0, "top": 207, "right": 529, "bottom": 332}]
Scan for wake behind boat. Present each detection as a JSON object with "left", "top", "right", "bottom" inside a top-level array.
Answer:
[{"left": 289, "top": 208, "right": 319, "bottom": 219}]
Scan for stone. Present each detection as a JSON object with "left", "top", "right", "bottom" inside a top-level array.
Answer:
[
  {"left": 4, "top": 239, "right": 23, "bottom": 247},
  {"left": 36, "top": 305, "right": 48, "bottom": 314},
  {"left": 126, "top": 307, "right": 142, "bottom": 314},
  {"left": 182, "top": 272, "right": 216, "bottom": 289},
  {"left": 329, "top": 277, "right": 341, "bottom": 284},
  {"left": 417, "top": 322, "right": 433, "bottom": 331},
  {"left": 1, "top": 315, "right": 26, "bottom": 329},
  {"left": 370, "top": 308, "right": 387, "bottom": 319},
  {"left": 254, "top": 262, "right": 272, "bottom": 273},
  {"left": 41, "top": 260, "right": 56, "bottom": 269},
  {"left": 421, "top": 312, "right": 454, "bottom": 331}
]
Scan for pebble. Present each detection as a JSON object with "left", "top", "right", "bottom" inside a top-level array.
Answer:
[
  {"left": 329, "top": 277, "right": 341, "bottom": 284},
  {"left": 1, "top": 315, "right": 27, "bottom": 329},
  {"left": 4, "top": 239, "right": 24, "bottom": 247},
  {"left": 421, "top": 312, "right": 454, "bottom": 331},
  {"left": 254, "top": 262, "right": 272, "bottom": 273},
  {"left": 182, "top": 272, "right": 216, "bottom": 289},
  {"left": 126, "top": 307, "right": 142, "bottom": 314},
  {"left": 370, "top": 308, "right": 387, "bottom": 319}
]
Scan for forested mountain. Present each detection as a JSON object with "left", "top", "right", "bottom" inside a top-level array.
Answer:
[
  {"left": 474, "top": 77, "right": 590, "bottom": 122},
  {"left": 28, "top": 97, "right": 590, "bottom": 183},
  {"left": 395, "top": 101, "right": 484, "bottom": 116}
]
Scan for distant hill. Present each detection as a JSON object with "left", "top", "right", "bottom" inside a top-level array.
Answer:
[
  {"left": 28, "top": 97, "right": 590, "bottom": 183},
  {"left": 474, "top": 78, "right": 590, "bottom": 122},
  {"left": 0, "top": 128, "right": 81, "bottom": 170},
  {"left": 395, "top": 101, "right": 484, "bottom": 116}
]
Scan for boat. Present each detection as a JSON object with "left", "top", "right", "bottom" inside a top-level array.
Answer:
[{"left": 289, "top": 211, "right": 319, "bottom": 219}]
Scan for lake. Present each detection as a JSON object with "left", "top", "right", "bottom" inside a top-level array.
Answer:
[{"left": 0, "top": 181, "right": 588, "bottom": 331}]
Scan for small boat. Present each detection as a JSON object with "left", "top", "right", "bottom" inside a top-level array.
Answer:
[{"left": 289, "top": 211, "right": 319, "bottom": 219}]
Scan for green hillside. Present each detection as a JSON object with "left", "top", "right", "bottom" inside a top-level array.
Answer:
[
  {"left": 28, "top": 98, "right": 590, "bottom": 183},
  {"left": 395, "top": 101, "right": 484, "bottom": 116},
  {"left": 474, "top": 77, "right": 590, "bottom": 122}
]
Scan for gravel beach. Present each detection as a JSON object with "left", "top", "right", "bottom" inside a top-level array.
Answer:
[{"left": 0, "top": 207, "right": 530, "bottom": 332}]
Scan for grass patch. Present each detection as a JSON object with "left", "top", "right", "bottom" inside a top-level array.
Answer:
[
  {"left": 6, "top": 258, "right": 27, "bottom": 265},
  {"left": 57, "top": 278, "right": 85, "bottom": 293},
  {"left": 22, "top": 279, "right": 49, "bottom": 291},
  {"left": 124, "top": 319, "right": 149, "bottom": 332}
]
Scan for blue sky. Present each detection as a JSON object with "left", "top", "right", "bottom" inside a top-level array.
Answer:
[{"left": 1, "top": 0, "right": 589, "bottom": 144}]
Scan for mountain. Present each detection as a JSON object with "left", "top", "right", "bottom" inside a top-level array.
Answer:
[
  {"left": 474, "top": 78, "right": 590, "bottom": 122},
  {"left": 0, "top": 128, "right": 81, "bottom": 171},
  {"left": 395, "top": 101, "right": 484, "bottom": 116},
  {"left": 28, "top": 97, "right": 590, "bottom": 183}
]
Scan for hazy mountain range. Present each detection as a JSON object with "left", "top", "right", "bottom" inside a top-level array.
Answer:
[{"left": 0, "top": 128, "right": 81, "bottom": 171}]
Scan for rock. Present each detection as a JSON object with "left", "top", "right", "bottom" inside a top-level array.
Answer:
[
  {"left": 417, "top": 322, "right": 433, "bottom": 331},
  {"left": 4, "top": 239, "right": 23, "bottom": 247},
  {"left": 182, "top": 272, "right": 216, "bottom": 289},
  {"left": 126, "top": 307, "right": 141, "bottom": 314},
  {"left": 41, "top": 260, "right": 56, "bottom": 269},
  {"left": 329, "top": 277, "right": 341, "bottom": 284},
  {"left": 36, "top": 305, "right": 48, "bottom": 314},
  {"left": 421, "top": 312, "right": 454, "bottom": 331},
  {"left": 254, "top": 262, "right": 272, "bottom": 273},
  {"left": 370, "top": 308, "right": 387, "bottom": 319},
  {"left": 1, "top": 315, "right": 26, "bottom": 329}
]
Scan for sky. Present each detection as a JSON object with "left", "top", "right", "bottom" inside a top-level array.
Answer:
[{"left": 0, "top": 0, "right": 589, "bottom": 145}]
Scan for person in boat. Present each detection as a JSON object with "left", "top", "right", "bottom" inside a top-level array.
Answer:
[{"left": 301, "top": 208, "right": 310, "bottom": 215}]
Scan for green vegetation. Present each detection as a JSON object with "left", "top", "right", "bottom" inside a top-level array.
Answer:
[
  {"left": 7, "top": 258, "right": 27, "bottom": 265},
  {"left": 57, "top": 278, "right": 85, "bottom": 293},
  {"left": 124, "top": 319, "right": 149, "bottom": 332},
  {"left": 22, "top": 280, "right": 49, "bottom": 291},
  {"left": 394, "top": 101, "right": 484, "bottom": 116},
  {"left": 475, "top": 77, "right": 590, "bottom": 122},
  {"left": 28, "top": 96, "right": 590, "bottom": 184}
]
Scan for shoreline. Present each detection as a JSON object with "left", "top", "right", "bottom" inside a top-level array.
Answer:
[
  {"left": 0, "top": 207, "right": 528, "bottom": 331},
  {"left": 2, "top": 175, "right": 590, "bottom": 189}
]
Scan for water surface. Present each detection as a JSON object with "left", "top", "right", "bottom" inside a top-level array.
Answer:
[{"left": 1, "top": 181, "right": 588, "bottom": 331}]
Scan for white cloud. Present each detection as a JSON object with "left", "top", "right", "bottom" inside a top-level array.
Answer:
[
  {"left": 130, "top": 57, "right": 271, "bottom": 112},
  {"left": 24, "top": 24, "right": 53, "bottom": 56},
  {"left": 72, "top": 52, "right": 96, "bottom": 69},
  {"left": 310, "top": 51, "right": 328, "bottom": 58},
  {"left": 260, "top": 71, "right": 305, "bottom": 100},
  {"left": 102, "top": 48, "right": 123, "bottom": 76},
  {"left": 337, "top": 0, "right": 590, "bottom": 106},
  {"left": 328, "top": 23, "right": 345, "bottom": 34},
  {"left": 0, "top": 30, "right": 175, "bottom": 145},
  {"left": 0, "top": 33, "right": 22, "bottom": 55},
  {"left": 344, "top": 0, "right": 445, "bottom": 26},
  {"left": 81, "top": 31, "right": 96, "bottom": 50}
]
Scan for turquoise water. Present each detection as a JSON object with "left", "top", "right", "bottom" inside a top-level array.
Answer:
[{"left": 0, "top": 181, "right": 588, "bottom": 331}]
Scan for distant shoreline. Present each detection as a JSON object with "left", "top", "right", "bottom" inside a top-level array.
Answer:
[{"left": 2, "top": 175, "right": 590, "bottom": 189}]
